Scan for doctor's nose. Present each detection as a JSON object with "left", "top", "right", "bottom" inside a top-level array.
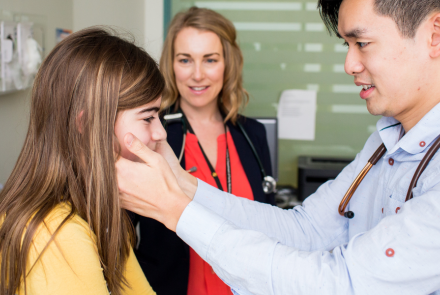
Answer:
[
  {"left": 192, "top": 63, "right": 205, "bottom": 81},
  {"left": 345, "top": 48, "right": 365, "bottom": 76}
]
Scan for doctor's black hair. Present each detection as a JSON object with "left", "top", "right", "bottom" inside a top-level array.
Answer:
[{"left": 318, "top": 0, "right": 440, "bottom": 38}]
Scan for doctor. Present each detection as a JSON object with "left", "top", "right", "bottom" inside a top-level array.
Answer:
[{"left": 117, "top": 0, "right": 440, "bottom": 294}]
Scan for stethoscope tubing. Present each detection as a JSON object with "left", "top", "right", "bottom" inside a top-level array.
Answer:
[
  {"left": 236, "top": 119, "right": 268, "bottom": 179},
  {"left": 339, "top": 136, "right": 440, "bottom": 218},
  {"left": 163, "top": 110, "right": 276, "bottom": 194},
  {"left": 405, "top": 135, "right": 440, "bottom": 201},
  {"left": 338, "top": 161, "right": 373, "bottom": 216}
]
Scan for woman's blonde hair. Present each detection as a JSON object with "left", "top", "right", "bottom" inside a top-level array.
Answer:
[
  {"left": 160, "top": 7, "right": 249, "bottom": 123},
  {"left": 0, "top": 27, "right": 164, "bottom": 295}
]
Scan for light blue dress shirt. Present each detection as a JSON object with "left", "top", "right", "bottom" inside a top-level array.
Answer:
[{"left": 176, "top": 103, "right": 440, "bottom": 295}]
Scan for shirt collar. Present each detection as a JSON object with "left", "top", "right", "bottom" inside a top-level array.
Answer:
[{"left": 377, "top": 102, "right": 440, "bottom": 155}]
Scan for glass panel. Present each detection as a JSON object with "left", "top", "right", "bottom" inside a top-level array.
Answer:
[{"left": 170, "top": 0, "right": 379, "bottom": 186}]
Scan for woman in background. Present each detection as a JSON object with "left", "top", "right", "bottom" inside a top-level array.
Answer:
[
  {"left": 132, "top": 7, "right": 275, "bottom": 295},
  {"left": 0, "top": 27, "right": 165, "bottom": 295}
]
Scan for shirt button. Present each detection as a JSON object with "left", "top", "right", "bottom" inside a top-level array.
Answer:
[
  {"left": 386, "top": 248, "right": 395, "bottom": 257},
  {"left": 395, "top": 207, "right": 400, "bottom": 213},
  {"left": 420, "top": 141, "right": 426, "bottom": 147},
  {"left": 388, "top": 158, "right": 394, "bottom": 166}
]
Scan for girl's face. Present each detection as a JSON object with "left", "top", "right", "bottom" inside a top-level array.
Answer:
[
  {"left": 114, "top": 97, "right": 166, "bottom": 162},
  {"left": 173, "top": 27, "right": 225, "bottom": 110}
]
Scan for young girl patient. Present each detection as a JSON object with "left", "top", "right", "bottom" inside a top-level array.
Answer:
[{"left": 0, "top": 27, "right": 166, "bottom": 295}]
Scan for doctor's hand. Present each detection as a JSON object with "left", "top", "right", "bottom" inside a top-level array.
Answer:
[
  {"left": 116, "top": 133, "right": 191, "bottom": 232},
  {"left": 154, "top": 139, "right": 198, "bottom": 199}
]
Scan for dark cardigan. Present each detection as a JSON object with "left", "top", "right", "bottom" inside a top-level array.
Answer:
[{"left": 132, "top": 114, "right": 275, "bottom": 295}]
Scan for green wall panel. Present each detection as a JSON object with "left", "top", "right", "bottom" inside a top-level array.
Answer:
[{"left": 170, "top": 0, "right": 379, "bottom": 187}]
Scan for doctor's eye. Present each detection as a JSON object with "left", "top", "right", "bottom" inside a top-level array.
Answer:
[
  {"left": 143, "top": 116, "right": 155, "bottom": 124},
  {"left": 357, "top": 42, "right": 369, "bottom": 48},
  {"left": 342, "top": 41, "right": 349, "bottom": 47},
  {"left": 206, "top": 58, "right": 217, "bottom": 63},
  {"left": 179, "top": 58, "right": 190, "bottom": 64}
]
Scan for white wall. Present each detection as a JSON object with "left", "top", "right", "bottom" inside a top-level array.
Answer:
[
  {"left": 73, "top": 0, "right": 164, "bottom": 61},
  {"left": 0, "top": 0, "right": 73, "bottom": 186},
  {"left": 144, "top": 0, "right": 164, "bottom": 62},
  {"left": 0, "top": 0, "right": 164, "bottom": 186}
]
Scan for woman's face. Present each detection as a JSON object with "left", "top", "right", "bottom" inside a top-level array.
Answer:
[
  {"left": 173, "top": 27, "right": 225, "bottom": 110},
  {"left": 114, "top": 97, "right": 166, "bottom": 162}
]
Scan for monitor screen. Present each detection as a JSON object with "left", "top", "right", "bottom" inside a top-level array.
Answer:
[{"left": 254, "top": 118, "right": 278, "bottom": 180}]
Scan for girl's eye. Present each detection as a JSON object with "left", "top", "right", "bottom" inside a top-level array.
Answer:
[
  {"left": 179, "top": 59, "right": 190, "bottom": 64},
  {"left": 143, "top": 116, "right": 154, "bottom": 123},
  {"left": 206, "top": 59, "right": 217, "bottom": 63},
  {"left": 357, "top": 42, "right": 369, "bottom": 48},
  {"left": 343, "top": 41, "right": 349, "bottom": 47}
]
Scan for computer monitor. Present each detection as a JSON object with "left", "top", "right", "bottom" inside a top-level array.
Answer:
[{"left": 254, "top": 118, "right": 278, "bottom": 180}]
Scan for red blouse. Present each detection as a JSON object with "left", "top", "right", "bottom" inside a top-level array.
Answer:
[{"left": 185, "top": 131, "right": 254, "bottom": 295}]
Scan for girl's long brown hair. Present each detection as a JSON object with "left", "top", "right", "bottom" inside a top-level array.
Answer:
[
  {"left": 160, "top": 7, "right": 249, "bottom": 124},
  {"left": 0, "top": 27, "right": 164, "bottom": 295}
]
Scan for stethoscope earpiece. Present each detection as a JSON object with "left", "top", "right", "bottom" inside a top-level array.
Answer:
[
  {"left": 163, "top": 113, "right": 183, "bottom": 125},
  {"left": 262, "top": 176, "right": 277, "bottom": 194}
]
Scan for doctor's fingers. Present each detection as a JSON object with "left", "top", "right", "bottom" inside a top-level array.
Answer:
[
  {"left": 121, "top": 133, "right": 186, "bottom": 198},
  {"left": 124, "top": 132, "right": 162, "bottom": 166},
  {"left": 116, "top": 157, "right": 170, "bottom": 203},
  {"left": 116, "top": 160, "right": 182, "bottom": 226},
  {"left": 155, "top": 140, "right": 182, "bottom": 175},
  {"left": 119, "top": 191, "right": 161, "bottom": 220}
]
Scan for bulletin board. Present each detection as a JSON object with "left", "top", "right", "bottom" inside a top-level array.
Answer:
[{"left": 168, "top": 0, "right": 380, "bottom": 187}]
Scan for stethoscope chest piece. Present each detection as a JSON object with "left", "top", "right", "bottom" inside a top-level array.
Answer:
[
  {"left": 164, "top": 109, "right": 278, "bottom": 195},
  {"left": 263, "top": 175, "right": 277, "bottom": 194}
]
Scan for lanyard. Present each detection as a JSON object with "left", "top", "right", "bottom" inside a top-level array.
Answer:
[
  {"left": 163, "top": 107, "right": 277, "bottom": 194},
  {"left": 182, "top": 112, "right": 232, "bottom": 194}
]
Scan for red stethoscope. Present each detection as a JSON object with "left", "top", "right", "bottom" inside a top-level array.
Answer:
[{"left": 339, "top": 136, "right": 440, "bottom": 218}]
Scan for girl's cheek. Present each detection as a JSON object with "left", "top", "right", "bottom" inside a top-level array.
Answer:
[{"left": 139, "top": 133, "right": 152, "bottom": 148}]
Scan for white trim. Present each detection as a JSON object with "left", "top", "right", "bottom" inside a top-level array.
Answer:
[
  {"left": 144, "top": 0, "right": 164, "bottom": 62},
  {"left": 304, "top": 64, "right": 321, "bottom": 72},
  {"left": 304, "top": 43, "right": 323, "bottom": 52},
  {"left": 331, "top": 104, "right": 369, "bottom": 114},
  {"left": 332, "top": 85, "right": 362, "bottom": 93},
  {"left": 305, "top": 23, "right": 324, "bottom": 32},
  {"left": 234, "top": 22, "right": 301, "bottom": 31},
  {"left": 195, "top": 2, "right": 302, "bottom": 11}
]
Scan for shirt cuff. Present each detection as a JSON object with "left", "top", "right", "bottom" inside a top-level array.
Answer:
[
  {"left": 193, "top": 179, "right": 226, "bottom": 215},
  {"left": 176, "top": 200, "right": 226, "bottom": 261}
]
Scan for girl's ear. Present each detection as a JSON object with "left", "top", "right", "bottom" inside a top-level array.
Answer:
[
  {"left": 76, "top": 110, "right": 84, "bottom": 134},
  {"left": 429, "top": 13, "right": 440, "bottom": 58}
]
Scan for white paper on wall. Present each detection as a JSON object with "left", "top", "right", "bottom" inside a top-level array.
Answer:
[
  {"left": 1, "top": 21, "right": 18, "bottom": 92},
  {"left": 0, "top": 21, "right": 42, "bottom": 94},
  {"left": 18, "top": 22, "right": 42, "bottom": 88},
  {"left": 277, "top": 89, "right": 317, "bottom": 141}
]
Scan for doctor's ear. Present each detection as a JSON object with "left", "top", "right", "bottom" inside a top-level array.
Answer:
[
  {"left": 429, "top": 13, "right": 440, "bottom": 58},
  {"left": 76, "top": 110, "right": 84, "bottom": 134}
]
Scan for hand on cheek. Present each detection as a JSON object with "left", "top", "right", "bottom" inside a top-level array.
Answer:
[
  {"left": 154, "top": 139, "right": 198, "bottom": 199},
  {"left": 116, "top": 133, "right": 191, "bottom": 232}
]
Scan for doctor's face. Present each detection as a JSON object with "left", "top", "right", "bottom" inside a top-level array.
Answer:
[
  {"left": 173, "top": 27, "right": 225, "bottom": 110},
  {"left": 114, "top": 97, "right": 166, "bottom": 162},
  {"left": 338, "top": 0, "right": 431, "bottom": 125}
]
